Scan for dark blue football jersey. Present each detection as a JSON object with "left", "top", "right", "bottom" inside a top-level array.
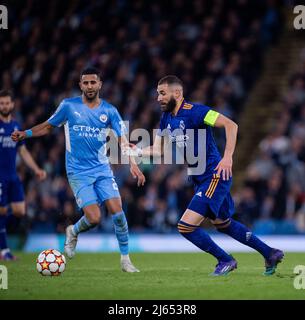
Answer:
[
  {"left": 157, "top": 100, "right": 221, "bottom": 184},
  {"left": 0, "top": 119, "right": 25, "bottom": 179}
]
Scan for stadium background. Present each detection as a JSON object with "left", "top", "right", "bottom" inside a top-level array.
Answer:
[{"left": 1, "top": 0, "right": 305, "bottom": 253}]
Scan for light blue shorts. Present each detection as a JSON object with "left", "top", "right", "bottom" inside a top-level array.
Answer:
[{"left": 68, "top": 172, "right": 120, "bottom": 209}]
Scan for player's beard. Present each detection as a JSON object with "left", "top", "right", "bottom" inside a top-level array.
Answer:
[
  {"left": 0, "top": 109, "right": 12, "bottom": 118},
  {"left": 84, "top": 90, "right": 99, "bottom": 102},
  {"left": 161, "top": 97, "right": 176, "bottom": 113}
]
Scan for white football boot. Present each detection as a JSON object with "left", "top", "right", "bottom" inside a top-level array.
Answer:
[
  {"left": 64, "top": 225, "right": 78, "bottom": 258},
  {"left": 121, "top": 255, "right": 140, "bottom": 273}
]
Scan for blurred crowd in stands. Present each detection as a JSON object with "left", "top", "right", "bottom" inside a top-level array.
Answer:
[
  {"left": 0, "top": 0, "right": 286, "bottom": 234},
  {"left": 235, "top": 47, "right": 305, "bottom": 235}
]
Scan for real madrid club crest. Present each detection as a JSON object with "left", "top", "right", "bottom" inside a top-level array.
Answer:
[
  {"left": 99, "top": 114, "right": 108, "bottom": 123},
  {"left": 179, "top": 120, "right": 185, "bottom": 130}
]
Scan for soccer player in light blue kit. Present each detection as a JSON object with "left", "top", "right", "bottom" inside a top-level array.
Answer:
[
  {"left": 12, "top": 68, "right": 145, "bottom": 272},
  {"left": 0, "top": 90, "right": 46, "bottom": 260},
  {"left": 124, "top": 75, "right": 284, "bottom": 276}
]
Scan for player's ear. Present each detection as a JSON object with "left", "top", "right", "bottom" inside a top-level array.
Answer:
[
  {"left": 99, "top": 80, "right": 103, "bottom": 90},
  {"left": 174, "top": 88, "right": 182, "bottom": 99}
]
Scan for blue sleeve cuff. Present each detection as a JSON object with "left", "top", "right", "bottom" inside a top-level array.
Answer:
[{"left": 25, "top": 129, "right": 33, "bottom": 138}]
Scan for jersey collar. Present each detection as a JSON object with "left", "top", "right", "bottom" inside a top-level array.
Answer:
[
  {"left": 172, "top": 98, "right": 185, "bottom": 116},
  {"left": 81, "top": 96, "right": 103, "bottom": 110}
]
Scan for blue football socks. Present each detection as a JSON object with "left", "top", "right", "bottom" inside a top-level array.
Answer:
[
  {"left": 216, "top": 219, "right": 272, "bottom": 259},
  {"left": 0, "top": 214, "right": 8, "bottom": 250},
  {"left": 72, "top": 215, "right": 96, "bottom": 236},
  {"left": 112, "top": 211, "right": 129, "bottom": 255},
  {"left": 178, "top": 220, "right": 232, "bottom": 262}
]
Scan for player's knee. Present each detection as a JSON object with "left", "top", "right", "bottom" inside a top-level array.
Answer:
[
  {"left": 177, "top": 220, "right": 198, "bottom": 235},
  {"left": 212, "top": 218, "right": 231, "bottom": 230},
  {"left": 86, "top": 212, "right": 101, "bottom": 225},
  {"left": 12, "top": 207, "right": 26, "bottom": 217}
]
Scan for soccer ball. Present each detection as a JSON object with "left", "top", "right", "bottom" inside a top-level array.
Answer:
[{"left": 36, "top": 249, "right": 66, "bottom": 276}]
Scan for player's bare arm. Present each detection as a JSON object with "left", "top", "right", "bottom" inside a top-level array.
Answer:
[
  {"left": 122, "top": 134, "right": 165, "bottom": 157},
  {"left": 18, "top": 145, "right": 47, "bottom": 181},
  {"left": 118, "top": 135, "right": 146, "bottom": 186},
  {"left": 142, "top": 134, "right": 165, "bottom": 157},
  {"left": 11, "top": 121, "right": 53, "bottom": 141},
  {"left": 214, "top": 113, "right": 238, "bottom": 181}
]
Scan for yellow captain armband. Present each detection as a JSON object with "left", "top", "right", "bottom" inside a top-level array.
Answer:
[{"left": 203, "top": 110, "right": 220, "bottom": 126}]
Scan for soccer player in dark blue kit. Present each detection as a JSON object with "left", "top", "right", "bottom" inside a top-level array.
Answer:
[
  {"left": 0, "top": 90, "right": 46, "bottom": 260},
  {"left": 124, "top": 75, "right": 284, "bottom": 276}
]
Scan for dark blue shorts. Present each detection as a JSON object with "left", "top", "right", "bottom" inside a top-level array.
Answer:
[
  {"left": 0, "top": 176, "right": 25, "bottom": 207},
  {"left": 188, "top": 174, "right": 235, "bottom": 221}
]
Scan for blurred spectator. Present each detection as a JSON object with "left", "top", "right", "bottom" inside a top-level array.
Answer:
[{"left": 238, "top": 45, "right": 305, "bottom": 234}]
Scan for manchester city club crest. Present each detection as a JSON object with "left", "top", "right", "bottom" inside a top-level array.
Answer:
[{"left": 99, "top": 114, "right": 108, "bottom": 123}]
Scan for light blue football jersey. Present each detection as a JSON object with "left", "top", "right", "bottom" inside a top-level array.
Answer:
[{"left": 47, "top": 96, "right": 126, "bottom": 176}]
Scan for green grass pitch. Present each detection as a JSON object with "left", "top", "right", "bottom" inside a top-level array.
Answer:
[{"left": 0, "top": 252, "right": 304, "bottom": 300}]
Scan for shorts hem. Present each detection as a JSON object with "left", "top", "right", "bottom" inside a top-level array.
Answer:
[
  {"left": 100, "top": 194, "right": 121, "bottom": 203},
  {"left": 80, "top": 200, "right": 99, "bottom": 209}
]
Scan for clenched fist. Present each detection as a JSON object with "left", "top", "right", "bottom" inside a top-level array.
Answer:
[{"left": 11, "top": 130, "right": 26, "bottom": 142}]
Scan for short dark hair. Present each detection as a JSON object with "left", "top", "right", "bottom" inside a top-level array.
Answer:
[
  {"left": 158, "top": 75, "right": 183, "bottom": 87},
  {"left": 0, "top": 89, "right": 14, "bottom": 100},
  {"left": 80, "top": 67, "right": 101, "bottom": 80}
]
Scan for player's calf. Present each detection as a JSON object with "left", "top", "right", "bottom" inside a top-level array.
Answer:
[
  {"left": 111, "top": 211, "right": 140, "bottom": 272},
  {"left": 112, "top": 211, "right": 129, "bottom": 255},
  {"left": 177, "top": 220, "right": 235, "bottom": 272},
  {"left": 213, "top": 218, "right": 274, "bottom": 262}
]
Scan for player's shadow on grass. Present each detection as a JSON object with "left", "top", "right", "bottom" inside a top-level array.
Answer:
[{"left": 275, "top": 273, "right": 295, "bottom": 279}]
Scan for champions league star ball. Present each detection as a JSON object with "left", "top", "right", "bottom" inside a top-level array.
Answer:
[{"left": 36, "top": 249, "right": 66, "bottom": 276}]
